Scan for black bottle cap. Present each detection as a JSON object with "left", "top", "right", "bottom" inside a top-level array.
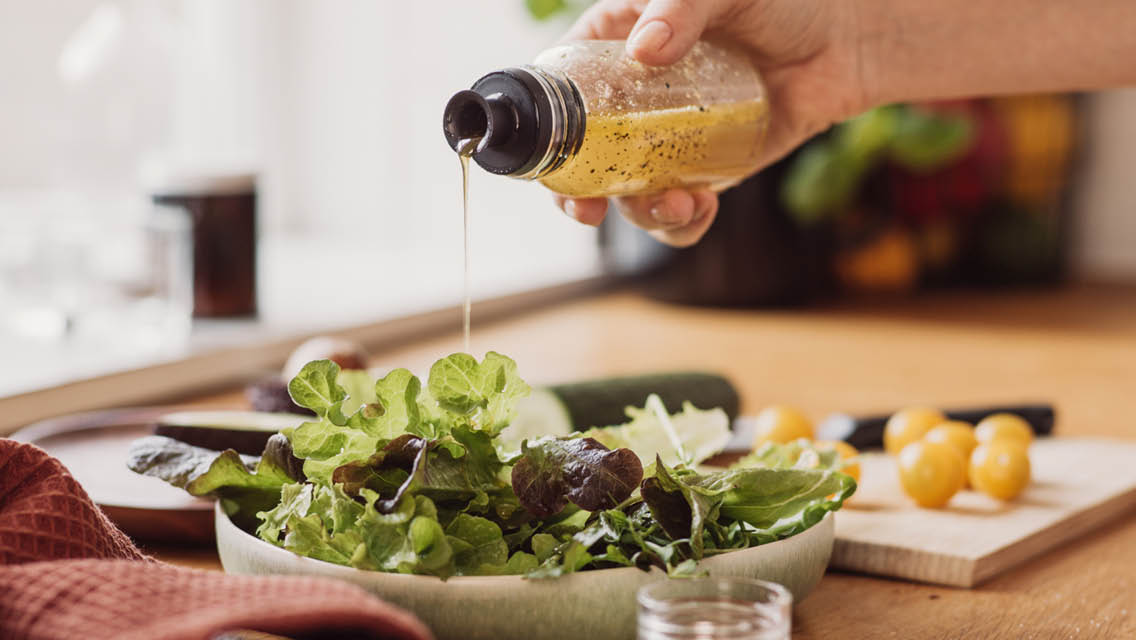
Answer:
[{"left": 443, "top": 68, "right": 554, "bottom": 176}]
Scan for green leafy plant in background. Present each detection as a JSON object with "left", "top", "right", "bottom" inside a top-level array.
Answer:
[
  {"left": 524, "top": 0, "right": 592, "bottom": 21},
  {"left": 130, "top": 353, "right": 854, "bottom": 579},
  {"left": 781, "top": 105, "right": 975, "bottom": 224}
]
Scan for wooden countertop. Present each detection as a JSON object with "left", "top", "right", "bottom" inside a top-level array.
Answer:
[{"left": 149, "top": 284, "right": 1136, "bottom": 638}]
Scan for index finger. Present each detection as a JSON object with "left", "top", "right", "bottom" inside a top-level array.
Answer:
[{"left": 561, "top": 0, "right": 646, "bottom": 41}]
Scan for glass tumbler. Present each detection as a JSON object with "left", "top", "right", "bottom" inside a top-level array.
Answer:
[{"left": 637, "top": 577, "right": 792, "bottom": 640}]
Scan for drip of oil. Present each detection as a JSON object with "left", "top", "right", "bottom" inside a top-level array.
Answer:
[{"left": 456, "top": 136, "right": 482, "bottom": 354}]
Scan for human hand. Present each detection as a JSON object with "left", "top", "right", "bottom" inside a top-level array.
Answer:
[{"left": 554, "top": 0, "right": 867, "bottom": 246}]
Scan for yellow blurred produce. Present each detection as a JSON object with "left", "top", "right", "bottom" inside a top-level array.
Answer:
[
  {"left": 834, "top": 227, "right": 920, "bottom": 294},
  {"left": 884, "top": 406, "right": 946, "bottom": 455},
  {"left": 925, "top": 421, "right": 979, "bottom": 460},
  {"left": 815, "top": 440, "right": 861, "bottom": 483},
  {"left": 969, "top": 441, "right": 1032, "bottom": 500},
  {"left": 897, "top": 441, "right": 965, "bottom": 508},
  {"left": 752, "top": 405, "right": 814, "bottom": 448},
  {"left": 925, "top": 420, "right": 978, "bottom": 488},
  {"left": 993, "top": 94, "right": 1076, "bottom": 206},
  {"left": 975, "top": 413, "right": 1034, "bottom": 448}
]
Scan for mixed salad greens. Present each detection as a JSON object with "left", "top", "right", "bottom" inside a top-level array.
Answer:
[{"left": 129, "top": 352, "right": 855, "bottom": 579}]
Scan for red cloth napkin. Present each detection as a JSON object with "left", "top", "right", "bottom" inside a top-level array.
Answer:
[{"left": 0, "top": 438, "right": 433, "bottom": 640}]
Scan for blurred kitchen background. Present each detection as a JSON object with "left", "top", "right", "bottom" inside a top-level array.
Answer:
[{"left": 1, "top": 0, "right": 1134, "bottom": 403}]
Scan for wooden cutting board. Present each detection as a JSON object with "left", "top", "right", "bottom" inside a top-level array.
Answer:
[{"left": 831, "top": 437, "right": 1136, "bottom": 587}]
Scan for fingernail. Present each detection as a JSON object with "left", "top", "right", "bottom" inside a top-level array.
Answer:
[
  {"left": 628, "top": 21, "right": 673, "bottom": 56},
  {"left": 649, "top": 201, "right": 672, "bottom": 224},
  {"left": 563, "top": 200, "right": 578, "bottom": 221}
]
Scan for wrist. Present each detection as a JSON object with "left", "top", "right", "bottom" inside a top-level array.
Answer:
[{"left": 848, "top": 0, "right": 886, "bottom": 112}]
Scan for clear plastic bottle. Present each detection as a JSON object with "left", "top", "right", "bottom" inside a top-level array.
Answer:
[{"left": 443, "top": 41, "right": 770, "bottom": 198}]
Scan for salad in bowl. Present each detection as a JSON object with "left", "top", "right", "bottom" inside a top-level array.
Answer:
[{"left": 128, "top": 352, "right": 854, "bottom": 636}]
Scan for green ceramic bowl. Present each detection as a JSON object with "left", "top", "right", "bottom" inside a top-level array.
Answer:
[{"left": 216, "top": 503, "right": 834, "bottom": 640}]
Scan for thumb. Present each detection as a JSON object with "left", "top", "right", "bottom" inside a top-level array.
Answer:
[{"left": 626, "top": 0, "right": 725, "bottom": 66}]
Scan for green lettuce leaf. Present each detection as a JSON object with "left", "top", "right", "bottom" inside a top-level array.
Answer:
[
  {"left": 445, "top": 513, "right": 509, "bottom": 573},
  {"left": 371, "top": 368, "right": 424, "bottom": 436},
  {"left": 583, "top": 396, "right": 730, "bottom": 467},
  {"left": 640, "top": 457, "right": 723, "bottom": 558},
  {"left": 284, "top": 364, "right": 430, "bottom": 482},
  {"left": 258, "top": 482, "right": 462, "bottom": 576},
  {"left": 701, "top": 465, "right": 856, "bottom": 543},
  {"left": 732, "top": 439, "right": 842, "bottom": 472},
  {"left": 476, "top": 550, "right": 540, "bottom": 575},
  {"left": 288, "top": 419, "right": 381, "bottom": 483},
  {"left": 288, "top": 360, "right": 349, "bottom": 423},
  {"left": 639, "top": 452, "right": 855, "bottom": 564},
  {"left": 408, "top": 515, "right": 455, "bottom": 577},
  {"left": 526, "top": 506, "right": 681, "bottom": 578},
  {"left": 427, "top": 352, "right": 530, "bottom": 436},
  {"left": 337, "top": 369, "right": 378, "bottom": 416}
]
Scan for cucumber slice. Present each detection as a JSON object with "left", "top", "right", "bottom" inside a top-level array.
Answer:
[
  {"left": 153, "top": 410, "right": 306, "bottom": 456},
  {"left": 543, "top": 372, "right": 740, "bottom": 430},
  {"left": 501, "top": 389, "right": 576, "bottom": 450}
]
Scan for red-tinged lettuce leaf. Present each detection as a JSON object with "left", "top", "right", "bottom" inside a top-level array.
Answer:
[
  {"left": 332, "top": 434, "right": 425, "bottom": 510},
  {"left": 261, "top": 433, "right": 306, "bottom": 482},
  {"left": 511, "top": 436, "right": 643, "bottom": 518},
  {"left": 127, "top": 435, "right": 299, "bottom": 530},
  {"left": 127, "top": 435, "right": 298, "bottom": 495},
  {"left": 640, "top": 474, "right": 696, "bottom": 541}
]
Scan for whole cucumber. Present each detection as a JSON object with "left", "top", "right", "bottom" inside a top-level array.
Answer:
[{"left": 545, "top": 372, "right": 740, "bottom": 430}]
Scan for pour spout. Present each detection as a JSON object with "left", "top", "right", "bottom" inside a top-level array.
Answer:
[
  {"left": 442, "top": 67, "right": 582, "bottom": 177},
  {"left": 443, "top": 90, "right": 515, "bottom": 153}
]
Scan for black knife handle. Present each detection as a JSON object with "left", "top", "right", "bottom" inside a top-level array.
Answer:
[{"left": 817, "top": 404, "right": 1055, "bottom": 450}]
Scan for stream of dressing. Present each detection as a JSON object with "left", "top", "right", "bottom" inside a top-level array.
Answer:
[{"left": 456, "top": 136, "right": 482, "bottom": 354}]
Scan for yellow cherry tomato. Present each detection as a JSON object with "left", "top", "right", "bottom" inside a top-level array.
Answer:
[
  {"left": 884, "top": 406, "right": 946, "bottom": 455},
  {"left": 752, "top": 405, "right": 814, "bottom": 448},
  {"left": 815, "top": 440, "right": 860, "bottom": 483},
  {"left": 975, "top": 413, "right": 1033, "bottom": 448},
  {"left": 897, "top": 441, "right": 964, "bottom": 508},
  {"left": 925, "top": 420, "right": 978, "bottom": 461},
  {"left": 925, "top": 421, "right": 977, "bottom": 490},
  {"left": 969, "top": 441, "right": 1031, "bottom": 500}
]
